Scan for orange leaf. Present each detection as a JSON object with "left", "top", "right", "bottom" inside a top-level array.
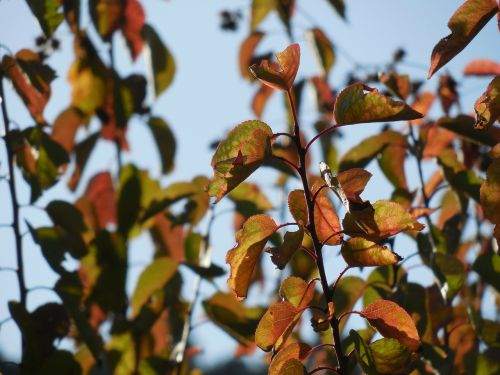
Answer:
[
  {"left": 266, "top": 229, "right": 304, "bottom": 270},
  {"left": 226, "top": 214, "right": 277, "bottom": 300},
  {"left": 464, "top": 58, "right": 500, "bottom": 76},
  {"left": 341, "top": 237, "right": 402, "bottom": 267},
  {"left": 334, "top": 84, "right": 422, "bottom": 126},
  {"left": 474, "top": 75, "right": 500, "bottom": 130},
  {"left": 438, "top": 74, "right": 459, "bottom": 115},
  {"left": 409, "top": 91, "right": 435, "bottom": 126},
  {"left": 288, "top": 190, "right": 308, "bottom": 226},
  {"left": 361, "top": 299, "right": 421, "bottom": 351},
  {"left": 336, "top": 168, "right": 372, "bottom": 203},
  {"left": 279, "top": 277, "right": 316, "bottom": 309},
  {"left": 239, "top": 31, "right": 265, "bottom": 80},
  {"left": 121, "top": 0, "right": 145, "bottom": 60},
  {"left": 379, "top": 71, "right": 412, "bottom": 100},
  {"left": 421, "top": 123, "right": 455, "bottom": 159},
  {"left": 85, "top": 172, "right": 117, "bottom": 231},
  {"left": 314, "top": 191, "right": 342, "bottom": 245},
  {"left": 480, "top": 158, "right": 500, "bottom": 224},
  {"left": 250, "top": 44, "right": 300, "bottom": 91},
  {"left": 252, "top": 83, "right": 274, "bottom": 118},
  {"left": 51, "top": 107, "right": 85, "bottom": 153},
  {"left": 427, "top": 0, "right": 497, "bottom": 78},
  {"left": 269, "top": 343, "right": 311, "bottom": 375}
]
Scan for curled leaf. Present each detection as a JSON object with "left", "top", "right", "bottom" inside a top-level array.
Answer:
[
  {"left": 474, "top": 76, "right": 500, "bottom": 130},
  {"left": 226, "top": 214, "right": 277, "bottom": 300},
  {"left": 250, "top": 44, "right": 300, "bottom": 91},
  {"left": 341, "top": 237, "right": 402, "bottom": 267},
  {"left": 334, "top": 84, "right": 422, "bottom": 126}
]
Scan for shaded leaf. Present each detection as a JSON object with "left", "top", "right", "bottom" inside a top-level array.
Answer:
[
  {"left": 269, "top": 343, "right": 311, "bottom": 375},
  {"left": 464, "top": 58, "right": 500, "bottom": 76},
  {"left": 338, "top": 131, "right": 394, "bottom": 171},
  {"left": 267, "top": 229, "right": 304, "bottom": 270},
  {"left": 379, "top": 71, "right": 412, "bottom": 100},
  {"left": 377, "top": 131, "right": 408, "bottom": 190},
  {"left": 229, "top": 182, "right": 273, "bottom": 217},
  {"left": 130, "top": 257, "right": 178, "bottom": 318},
  {"left": 147, "top": 117, "right": 176, "bottom": 174},
  {"left": 433, "top": 253, "right": 465, "bottom": 300},
  {"left": 276, "top": 359, "right": 306, "bottom": 375},
  {"left": 26, "top": 0, "right": 64, "bottom": 37},
  {"left": 239, "top": 31, "right": 265, "bottom": 80},
  {"left": 334, "top": 84, "right": 422, "bottom": 126},
  {"left": 308, "top": 28, "right": 335, "bottom": 77},
  {"left": 333, "top": 276, "right": 365, "bottom": 332},
  {"left": 349, "top": 329, "right": 377, "bottom": 375},
  {"left": 226, "top": 214, "right": 277, "bottom": 300},
  {"left": 117, "top": 165, "right": 142, "bottom": 236},
  {"left": 250, "top": 44, "right": 300, "bottom": 91},
  {"left": 473, "top": 253, "right": 500, "bottom": 292},
  {"left": 141, "top": 24, "right": 176, "bottom": 98},
  {"left": 208, "top": 120, "right": 273, "bottom": 202},
  {"left": 341, "top": 237, "right": 402, "bottom": 268},
  {"left": 438, "top": 74, "right": 459, "bottom": 115},
  {"left": 89, "top": 0, "right": 122, "bottom": 40},
  {"left": 427, "top": 0, "right": 497, "bottom": 78},
  {"left": 202, "top": 292, "right": 265, "bottom": 346},
  {"left": 68, "top": 132, "right": 100, "bottom": 191},
  {"left": 361, "top": 299, "right": 421, "bottom": 351},
  {"left": 183, "top": 263, "right": 225, "bottom": 279},
  {"left": 437, "top": 115, "right": 500, "bottom": 147},
  {"left": 370, "top": 338, "right": 419, "bottom": 374},
  {"left": 252, "top": 83, "right": 274, "bottom": 118},
  {"left": 326, "top": 0, "right": 346, "bottom": 19},
  {"left": 474, "top": 75, "right": 500, "bottom": 130},
  {"left": 80, "top": 172, "right": 116, "bottom": 231}
]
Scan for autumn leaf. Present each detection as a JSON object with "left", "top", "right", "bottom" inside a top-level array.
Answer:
[
  {"left": 26, "top": 0, "right": 64, "bottom": 37},
  {"left": 341, "top": 237, "right": 402, "bottom": 267},
  {"left": 313, "top": 188, "right": 342, "bottom": 245},
  {"left": 361, "top": 299, "right": 421, "bottom": 351},
  {"left": 473, "top": 253, "right": 500, "bottom": 292},
  {"left": 338, "top": 133, "right": 390, "bottom": 171},
  {"left": 279, "top": 277, "right": 316, "bottom": 309},
  {"left": 89, "top": 0, "right": 122, "bottom": 40},
  {"left": 250, "top": 0, "right": 275, "bottom": 31},
  {"left": 208, "top": 120, "right": 273, "bottom": 202},
  {"left": 252, "top": 83, "right": 275, "bottom": 118},
  {"left": 147, "top": 117, "right": 176, "bottom": 174},
  {"left": 226, "top": 214, "right": 277, "bottom": 300},
  {"left": 333, "top": 84, "right": 422, "bottom": 126},
  {"left": 250, "top": 44, "right": 300, "bottom": 91},
  {"left": 409, "top": 91, "right": 435, "bottom": 126},
  {"left": 437, "top": 115, "right": 500, "bottom": 147},
  {"left": 343, "top": 200, "right": 425, "bottom": 241},
  {"left": 464, "top": 59, "right": 500, "bottom": 76},
  {"left": 481, "top": 158, "right": 500, "bottom": 224},
  {"left": 80, "top": 172, "right": 117, "bottom": 231},
  {"left": 433, "top": 253, "right": 466, "bottom": 300},
  {"left": 121, "top": 0, "right": 145, "bottom": 60},
  {"left": 377, "top": 131, "right": 408, "bottom": 190},
  {"left": 427, "top": 0, "right": 497, "bottom": 78},
  {"left": 370, "top": 338, "right": 419, "bottom": 374},
  {"left": 333, "top": 276, "right": 365, "bottom": 332},
  {"left": 269, "top": 343, "right": 311, "bottom": 375},
  {"left": 266, "top": 229, "right": 304, "bottom": 270},
  {"left": 239, "top": 31, "right": 265, "bottom": 80},
  {"left": 379, "top": 71, "right": 412, "bottom": 100},
  {"left": 288, "top": 190, "right": 308, "bottom": 226},
  {"left": 325, "top": 0, "right": 346, "bottom": 19},
  {"left": 337, "top": 168, "right": 372, "bottom": 203},
  {"left": 308, "top": 28, "right": 335, "bottom": 77},
  {"left": 474, "top": 76, "right": 500, "bottom": 130}
]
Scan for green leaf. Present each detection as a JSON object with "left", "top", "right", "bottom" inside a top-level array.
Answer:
[
  {"left": 141, "top": 24, "right": 176, "bottom": 98},
  {"left": 469, "top": 310, "right": 500, "bottom": 348},
  {"left": 226, "top": 214, "right": 277, "bottom": 300},
  {"left": 334, "top": 84, "right": 422, "bottom": 126},
  {"left": 250, "top": 44, "right": 300, "bottom": 91},
  {"left": 275, "top": 359, "right": 307, "bottom": 375},
  {"left": 26, "top": 0, "right": 64, "bottom": 37},
  {"left": 363, "top": 266, "right": 406, "bottom": 307},
  {"left": 202, "top": 292, "right": 264, "bottom": 346},
  {"left": 360, "top": 299, "right": 421, "bottom": 351},
  {"left": 266, "top": 229, "right": 304, "bottom": 270},
  {"left": 269, "top": 343, "right": 311, "bottom": 375},
  {"left": 341, "top": 237, "right": 402, "bottom": 267},
  {"left": 309, "top": 28, "right": 335, "bottom": 77},
  {"left": 370, "top": 338, "right": 419, "bottom": 374},
  {"left": 250, "top": 0, "right": 275, "bottom": 30},
  {"left": 279, "top": 277, "right": 316, "bottom": 309},
  {"left": 342, "top": 200, "right": 425, "bottom": 241},
  {"left": 229, "top": 182, "right": 273, "bottom": 217},
  {"left": 349, "top": 329, "right": 377, "bottom": 375},
  {"left": 333, "top": 276, "right": 365, "bottom": 333},
  {"left": 339, "top": 132, "right": 391, "bottom": 171},
  {"left": 377, "top": 131, "right": 408, "bottom": 190},
  {"left": 146, "top": 117, "right": 176, "bottom": 174},
  {"left": 40, "top": 350, "right": 82, "bottom": 374},
  {"left": 437, "top": 115, "right": 500, "bottom": 146},
  {"left": 473, "top": 253, "right": 500, "bottom": 292},
  {"left": 476, "top": 349, "right": 500, "bottom": 375},
  {"left": 427, "top": 0, "right": 498, "bottom": 78},
  {"left": 208, "top": 120, "right": 273, "bottom": 202},
  {"left": 288, "top": 190, "right": 308, "bottom": 226},
  {"left": 46, "top": 200, "right": 87, "bottom": 237},
  {"left": 432, "top": 253, "right": 465, "bottom": 300},
  {"left": 481, "top": 158, "right": 500, "bottom": 224},
  {"left": 130, "top": 257, "right": 178, "bottom": 318}
]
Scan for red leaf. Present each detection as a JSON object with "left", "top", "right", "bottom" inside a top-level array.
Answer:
[
  {"left": 239, "top": 31, "right": 265, "bottom": 80},
  {"left": 409, "top": 91, "right": 435, "bottom": 126},
  {"left": 51, "top": 107, "right": 84, "bottom": 152},
  {"left": 464, "top": 58, "right": 500, "bottom": 76},
  {"left": 85, "top": 172, "right": 117, "bottom": 231},
  {"left": 121, "top": 0, "right": 145, "bottom": 60}
]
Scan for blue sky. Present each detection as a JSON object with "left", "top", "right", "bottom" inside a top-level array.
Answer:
[{"left": 0, "top": 0, "right": 498, "bottom": 366}]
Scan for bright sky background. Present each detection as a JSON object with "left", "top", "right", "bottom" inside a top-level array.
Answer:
[{"left": 0, "top": 0, "right": 498, "bottom": 368}]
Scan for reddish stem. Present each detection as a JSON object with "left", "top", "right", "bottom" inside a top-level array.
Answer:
[
  {"left": 338, "top": 310, "right": 361, "bottom": 324},
  {"left": 305, "top": 124, "right": 341, "bottom": 152},
  {"left": 276, "top": 222, "right": 300, "bottom": 231},
  {"left": 331, "top": 266, "right": 350, "bottom": 297},
  {"left": 309, "top": 366, "right": 340, "bottom": 375},
  {"left": 271, "top": 154, "right": 300, "bottom": 174}
]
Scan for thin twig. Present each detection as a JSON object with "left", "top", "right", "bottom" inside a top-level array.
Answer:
[
  {"left": 306, "top": 124, "right": 341, "bottom": 152},
  {"left": 330, "top": 266, "right": 350, "bottom": 297},
  {"left": 309, "top": 366, "right": 340, "bottom": 375}
]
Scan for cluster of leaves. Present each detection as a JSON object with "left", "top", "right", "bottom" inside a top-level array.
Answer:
[{"left": 203, "top": 0, "right": 500, "bottom": 374}]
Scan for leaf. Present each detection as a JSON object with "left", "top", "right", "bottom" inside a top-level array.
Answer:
[
  {"left": 229, "top": 182, "right": 273, "bottom": 216},
  {"left": 474, "top": 75, "right": 500, "bottom": 130},
  {"left": 239, "top": 31, "right": 265, "bottom": 80},
  {"left": 437, "top": 115, "right": 500, "bottom": 147},
  {"left": 341, "top": 237, "right": 402, "bottom": 267},
  {"left": 266, "top": 229, "right": 304, "bottom": 270},
  {"left": 464, "top": 58, "right": 500, "bottom": 76},
  {"left": 208, "top": 120, "right": 273, "bottom": 202},
  {"left": 336, "top": 168, "right": 372, "bottom": 202},
  {"left": 288, "top": 190, "right": 308, "bottom": 226},
  {"left": 269, "top": 343, "right": 311, "bottom": 375},
  {"left": 279, "top": 277, "right": 316, "bottom": 309},
  {"left": 326, "top": 0, "right": 346, "bottom": 19},
  {"left": 226, "top": 214, "right": 277, "bottom": 300},
  {"left": 202, "top": 292, "right": 265, "bottom": 346},
  {"left": 51, "top": 107, "right": 85, "bottom": 153},
  {"left": 81, "top": 172, "right": 117, "bottom": 231},
  {"left": 183, "top": 263, "right": 225, "bottom": 279},
  {"left": 349, "top": 329, "right": 377, "bottom": 375},
  {"left": 117, "top": 165, "right": 142, "bottom": 236},
  {"left": 141, "top": 24, "right": 176, "bottom": 98},
  {"left": 250, "top": 0, "right": 275, "bottom": 30},
  {"left": 250, "top": 44, "right": 300, "bottom": 91},
  {"left": 89, "top": 0, "right": 122, "bottom": 39},
  {"left": 308, "top": 28, "right": 335, "bottom": 77},
  {"left": 360, "top": 299, "right": 421, "bottom": 351},
  {"left": 26, "top": 0, "right": 64, "bottom": 37},
  {"left": 122, "top": 0, "right": 145, "bottom": 60},
  {"left": 379, "top": 71, "right": 412, "bottom": 100},
  {"left": 432, "top": 253, "right": 465, "bottom": 300},
  {"left": 370, "top": 338, "right": 419, "bottom": 374},
  {"left": 343, "top": 200, "right": 425, "bottom": 241},
  {"left": 1, "top": 50, "right": 55, "bottom": 124},
  {"left": 130, "top": 257, "right": 178, "bottom": 318},
  {"left": 252, "top": 83, "right": 275, "bottom": 118},
  {"left": 276, "top": 359, "right": 307, "bottom": 375},
  {"left": 333, "top": 84, "right": 422, "bottom": 126},
  {"left": 46, "top": 200, "right": 87, "bottom": 239},
  {"left": 68, "top": 132, "right": 100, "bottom": 191},
  {"left": 62, "top": 0, "right": 80, "bottom": 32},
  {"left": 427, "top": 0, "right": 498, "bottom": 78},
  {"left": 333, "top": 276, "right": 365, "bottom": 332},
  {"left": 146, "top": 117, "right": 176, "bottom": 174},
  {"left": 473, "top": 253, "right": 500, "bottom": 292},
  {"left": 410, "top": 91, "right": 435, "bottom": 126},
  {"left": 377, "top": 131, "right": 408, "bottom": 190}
]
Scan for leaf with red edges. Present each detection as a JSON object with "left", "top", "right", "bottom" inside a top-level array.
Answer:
[
  {"left": 361, "top": 299, "right": 421, "bottom": 351},
  {"left": 427, "top": 0, "right": 497, "bottom": 78},
  {"left": 240, "top": 32, "right": 265, "bottom": 80},
  {"left": 334, "top": 84, "right": 422, "bottom": 126},
  {"left": 226, "top": 214, "right": 277, "bottom": 300},
  {"left": 341, "top": 237, "right": 402, "bottom": 267},
  {"left": 250, "top": 44, "right": 300, "bottom": 91},
  {"left": 474, "top": 75, "right": 500, "bottom": 130},
  {"left": 313, "top": 189, "right": 342, "bottom": 245}
]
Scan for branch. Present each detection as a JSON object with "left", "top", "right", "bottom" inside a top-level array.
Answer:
[
  {"left": 306, "top": 124, "right": 341, "bottom": 152},
  {"left": 309, "top": 366, "right": 340, "bottom": 375}
]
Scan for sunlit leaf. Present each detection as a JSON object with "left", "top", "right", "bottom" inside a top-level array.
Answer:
[
  {"left": 208, "top": 120, "right": 273, "bottom": 202},
  {"left": 80, "top": 172, "right": 117, "bottom": 231},
  {"left": 276, "top": 359, "right": 307, "bottom": 374},
  {"left": 239, "top": 31, "right": 265, "bottom": 80},
  {"left": 250, "top": 44, "right": 300, "bottom": 91},
  {"left": 269, "top": 343, "right": 311, "bottom": 375},
  {"left": 370, "top": 338, "right": 419, "bottom": 374},
  {"left": 51, "top": 107, "right": 85, "bottom": 153},
  {"left": 377, "top": 131, "right": 408, "bottom": 190},
  {"left": 341, "top": 237, "right": 402, "bottom": 267},
  {"left": 288, "top": 190, "right": 308, "bottom": 226},
  {"left": 427, "top": 0, "right": 497, "bottom": 78},
  {"left": 141, "top": 24, "right": 176, "bottom": 98},
  {"left": 2, "top": 50, "right": 55, "bottom": 124},
  {"left": 130, "top": 257, "right": 178, "bottom": 318},
  {"left": 226, "top": 214, "right": 277, "bottom": 300},
  {"left": 146, "top": 117, "right": 176, "bottom": 174},
  {"left": 437, "top": 115, "right": 500, "bottom": 147},
  {"left": 438, "top": 73, "right": 459, "bottom": 115},
  {"left": 464, "top": 58, "right": 500, "bottom": 76},
  {"left": 474, "top": 75, "right": 500, "bottom": 129},
  {"left": 343, "top": 200, "right": 425, "bottom": 241},
  {"left": 250, "top": 0, "right": 275, "bottom": 30},
  {"left": 361, "top": 299, "right": 421, "bottom": 351},
  {"left": 122, "top": 0, "right": 145, "bottom": 60},
  {"left": 325, "top": 0, "right": 346, "bottom": 19},
  {"left": 26, "top": 0, "right": 64, "bottom": 37},
  {"left": 89, "top": 0, "right": 122, "bottom": 40},
  {"left": 279, "top": 277, "right": 316, "bottom": 309},
  {"left": 334, "top": 84, "right": 422, "bottom": 126},
  {"left": 337, "top": 168, "right": 372, "bottom": 203},
  {"left": 308, "top": 28, "right": 335, "bottom": 77},
  {"left": 202, "top": 292, "right": 265, "bottom": 346},
  {"left": 267, "top": 229, "right": 304, "bottom": 270},
  {"left": 473, "top": 253, "right": 500, "bottom": 292},
  {"left": 410, "top": 91, "right": 435, "bottom": 125},
  {"left": 379, "top": 71, "right": 412, "bottom": 100},
  {"left": 338, "top": 131, "right": 393, "bottom": 171},
  {"left": 314, "top": 187, "right": 342, "bottom": 245}
]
